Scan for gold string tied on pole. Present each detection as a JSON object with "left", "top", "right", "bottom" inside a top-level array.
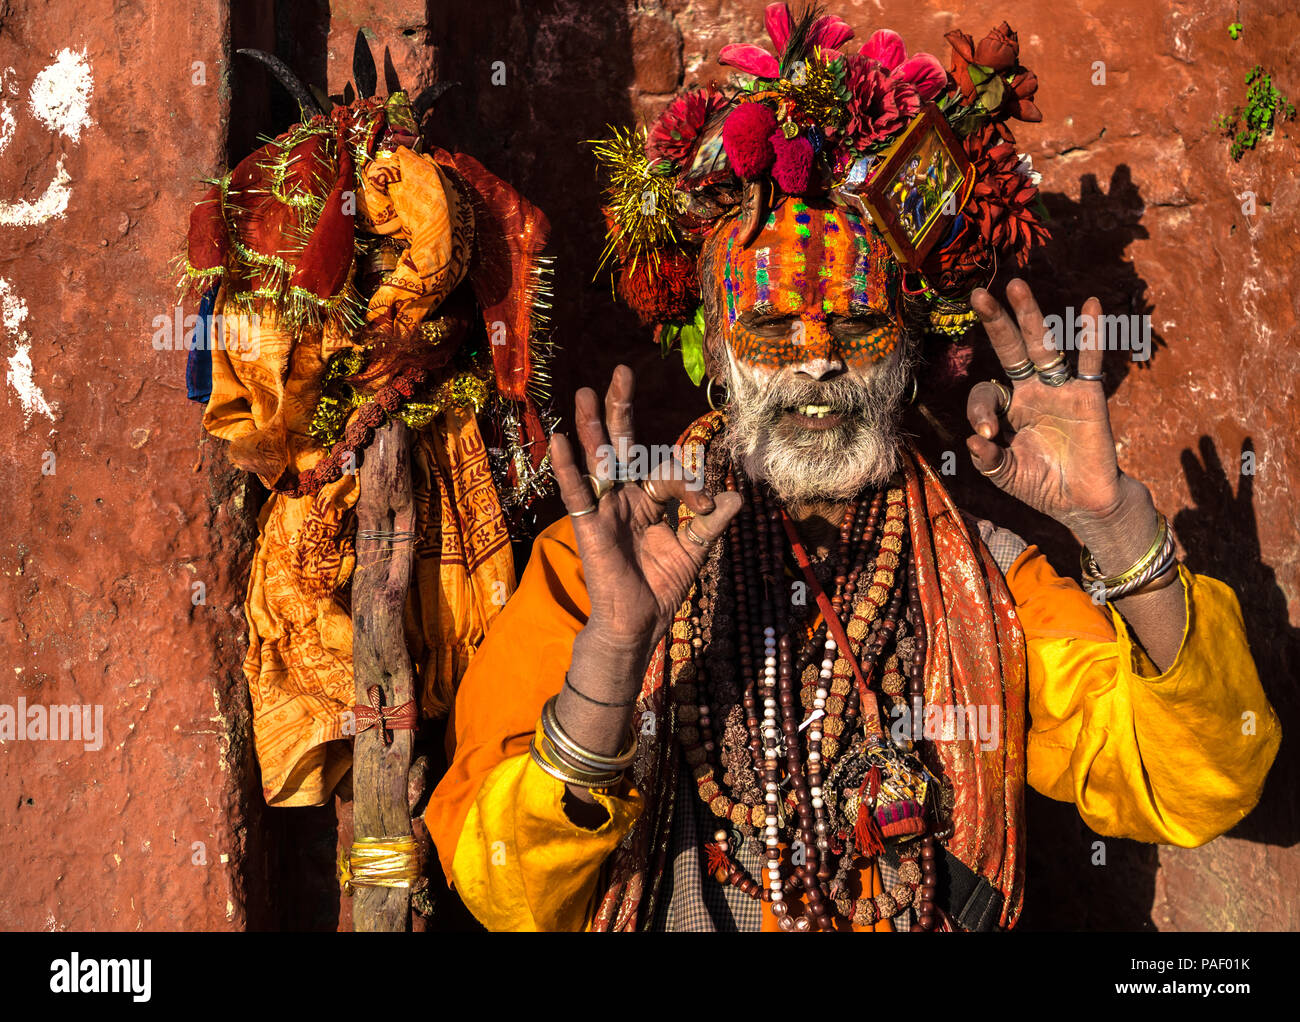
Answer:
[{"left": 339, "top": 835, "right": 419, "bottom": 896}]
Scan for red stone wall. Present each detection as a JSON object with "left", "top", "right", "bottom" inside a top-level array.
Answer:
[
  {"left": 1, "top": 0, "right": 1294, "bottom": 930},
  {"left": 0, "top": 0, "right": 267, "bottom": 930}
]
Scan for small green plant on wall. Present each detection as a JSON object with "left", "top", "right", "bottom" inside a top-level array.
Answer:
[{"left": 1216, "top": 65, "right": 1295, "bottom": 161}]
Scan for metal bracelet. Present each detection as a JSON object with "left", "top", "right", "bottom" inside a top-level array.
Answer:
[
  {"left": 1081, "top": 513, "right": 1167, "bottom": 588},
  {"left": 542, "top": 695, "right": 638, "bottom": 772},
  {"left": 1081, "top": 515, "right": 1179, "bottom": 600},
  {"left": 564, "top": 674, "right": 637, "bottom": 708},
  {"left": 529, "top": 736, "right": 622, "bottom": 790}
]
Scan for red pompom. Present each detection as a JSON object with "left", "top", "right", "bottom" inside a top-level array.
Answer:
[
  {"left": 722, "top": 103, "right": 777, "bottom": 179},
  {"left": 770, "top": 131, "right": 814, "bottom": 195},
  {"left": 617, "top": 247, "right": 701, "bottom": 326}
]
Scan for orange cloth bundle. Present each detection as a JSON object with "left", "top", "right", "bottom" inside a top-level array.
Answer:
[{"left": 202, "top": 144, "right": 518, "bottom": 806}]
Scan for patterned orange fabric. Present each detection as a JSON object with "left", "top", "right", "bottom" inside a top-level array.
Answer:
[
  {"left": 900, "top": 445, "right": 1027, "bottom": 925},
  {"left": 405, "top": 409, "right": 515, "bottom": 721},
  {"left": 204, "top": 147, "right": 515, "bottom": 806},
  {"left": 358, "top": 148, "right": 474, "bottom": 343}
]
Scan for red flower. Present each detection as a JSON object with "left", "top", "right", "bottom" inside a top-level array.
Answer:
[
  {"left": 845, "top": 31, "right": 947, "bottom": 149},
  {"left": 618, "top": 247, "right": 701, "bottom": 326},
  {"left": 970, "top": 21, "right": 1020, "bottom": 73},
  {"left": 962, "top": 124, "right": 1049, "bottom": 267},
  {"left": 647, "top": 87, "right": 731, "bottom": 168},
  {"left": 945, "top": 22, "right": 1041, "bottom": 136}
]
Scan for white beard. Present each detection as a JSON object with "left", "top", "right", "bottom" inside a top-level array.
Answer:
[{"left": 722, "top": 342, "right": 914, "bottom": 504}]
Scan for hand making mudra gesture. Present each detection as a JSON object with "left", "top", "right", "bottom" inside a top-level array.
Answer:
[{"left": 549, "top": 279, "right": 1186, "bottom": 806}]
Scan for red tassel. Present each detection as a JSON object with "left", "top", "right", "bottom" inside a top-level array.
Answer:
[
  {"left": 704, "top": 841, "right": 729, "bottom": 879},
  {"left": 855, "top": 767, "right": 886, "bottom": 857}
]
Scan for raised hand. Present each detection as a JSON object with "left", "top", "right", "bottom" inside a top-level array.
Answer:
[
  {"left": 964, "top": 279, "right": 1188, "bottom": 671},
  {"left": 551, "top": 365, "right": 740, "bottom": 649},
  {"left": 964, "top": 279, "right": 1146, "bottom": 534},
  {"left": 549, "top": 365, "right": 741, "bottom": 770}
]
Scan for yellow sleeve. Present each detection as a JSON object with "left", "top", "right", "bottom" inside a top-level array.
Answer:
[
  {"left": 426, "top": 515, "right": 647, "bottom": 930},
  {"left": 1009, "top": 549, "right": 1280, "bottom": 847},
  {"left": 448, "top": 724, "right": 642, "bottom": 931}
]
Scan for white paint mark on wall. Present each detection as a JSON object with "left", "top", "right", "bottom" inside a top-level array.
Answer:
[
  {"left": 0, "top": 156, "right": 71, "bottom": 226},
  {"left": 28, "top": 48, "right": 94, "bottom": 142},
  {"left": 0, "top": 50, "right": 90, "bottom": 423},
  {"left": 0, "top": 277, "right": 27, "bottom": 334},
  {"left": 0, "top": 69, "right": 15, "bottom": 157},
  {"left": 0, "top": 276, "right": 56, "bottom": 423}
]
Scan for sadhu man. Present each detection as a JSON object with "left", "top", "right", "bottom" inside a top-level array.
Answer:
[{"left": 425, "top": 6, "right": 1279, "bottom": 930}]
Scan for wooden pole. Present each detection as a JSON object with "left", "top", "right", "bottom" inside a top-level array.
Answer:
[{"left": 351, "top": 419, "right": 416, "bottom": 931}]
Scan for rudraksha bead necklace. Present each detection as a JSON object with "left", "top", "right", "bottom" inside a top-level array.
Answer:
[{"left": 679, "top": 458, "right": 941, "bottom": 931}]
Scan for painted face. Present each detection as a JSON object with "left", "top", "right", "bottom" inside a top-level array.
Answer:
[{"left": 706, "top": 198, "right": 903, "bottom": 375}]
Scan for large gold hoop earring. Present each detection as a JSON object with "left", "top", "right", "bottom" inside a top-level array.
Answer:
[
  {"left": 905, "top": 375, "right": 918, "bottom": 406},
  {"left": 706, "top": 376, "right": 731, "bottom": 412}
]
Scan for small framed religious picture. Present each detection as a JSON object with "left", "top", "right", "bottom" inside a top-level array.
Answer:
[{"left": 858, "top": 104, "right": 971, "bottom": 269}]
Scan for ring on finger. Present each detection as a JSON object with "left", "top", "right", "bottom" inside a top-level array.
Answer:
[
  {"left": 1005, "top": 358, "right": 1036, "bottom": 381},
  {"left": 640, "top": 477, "right": 670, "bottom": 505},
  {"left": 1038, "top": 364, "right": 1072, "bottom": 387},
  {"left": 1035, "top": 353, "right": 1072, "bottom": 387},
  {"left": 584, "top": 474, "right": 617, "bottom": 501},
  {"left": 683, "top": 521, "right": 709, "bottom": 547},
  {"left": 1076, "top": 372, "right": 1104, "bottom": 383},
  {"left": 977, "top": 449, "right": 1009, "bottom": 477},
  {"left": 569, "top": 504, "right": 598, "bottom": 518},
  {"left": 989, "top": 380, "right": 1012, "bottom": 415}
]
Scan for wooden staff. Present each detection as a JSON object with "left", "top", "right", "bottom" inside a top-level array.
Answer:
[{"left": 351, "top": 419, "right": 417, "bottom": 932}]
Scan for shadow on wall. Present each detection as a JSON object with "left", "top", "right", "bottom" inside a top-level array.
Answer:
[
  {"left": 910, "top": 164, "right": 1165, "bottom": 930},
  {"left": 430, "top": 0, "right": 710, "bottom": 473},
  {"left": 1174, "top": 436, "right": 1299, "bottom": 853}
]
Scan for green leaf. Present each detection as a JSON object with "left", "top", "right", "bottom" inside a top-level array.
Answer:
[
  {"left": 977, "top": 75, "right": 1005, "bottom": 113},
  {"left": 967, "top": 63, "right": 991, "bottom": 86},
  {"left": 678, "top": 307, "right": 707, "bottom": 386}
]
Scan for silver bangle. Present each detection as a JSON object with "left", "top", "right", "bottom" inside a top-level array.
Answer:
[
  {"left": 1082, "top": 526, "right": 1178, "bottom": 601},
  {"left": 542, "top": 696, "right": 638, "bottom": 773}
]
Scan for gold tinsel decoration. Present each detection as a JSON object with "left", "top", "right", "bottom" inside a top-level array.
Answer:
[
  {"left": 589, "top": 124, "right": 680, "bottom": 275},
  {"left": 774, "top": 52, "right": 849, "bottom": 132},
  {"left": 929, "top": 308, "right": 980, "bottom": 337}
]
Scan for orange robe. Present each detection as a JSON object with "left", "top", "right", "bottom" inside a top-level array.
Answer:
[{"left": 425, "top": 514, "right": 1279, "bottom": 931}]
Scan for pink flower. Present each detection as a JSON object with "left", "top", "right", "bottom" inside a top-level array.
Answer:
[
  {"left": 719, "top": 2, "right": 855, "bottom": 79},
  {"left": 845, "top": 30, "right": 947, "bottom": 148},
  {"left": 647, "top": 86, "right": 731, "bottom": 167}
]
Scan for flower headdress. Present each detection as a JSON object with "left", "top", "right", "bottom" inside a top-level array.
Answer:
[{"left": 593, "top": 3, "right": 1048, "bottom": 383}]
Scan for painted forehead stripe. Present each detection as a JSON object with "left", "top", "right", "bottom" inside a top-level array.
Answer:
[
  {"left": 755, "top": 247, "right": 771, "bottom": 308},
  {"left": 717, "top": 205, "right": 898, "bottom": 327}
]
